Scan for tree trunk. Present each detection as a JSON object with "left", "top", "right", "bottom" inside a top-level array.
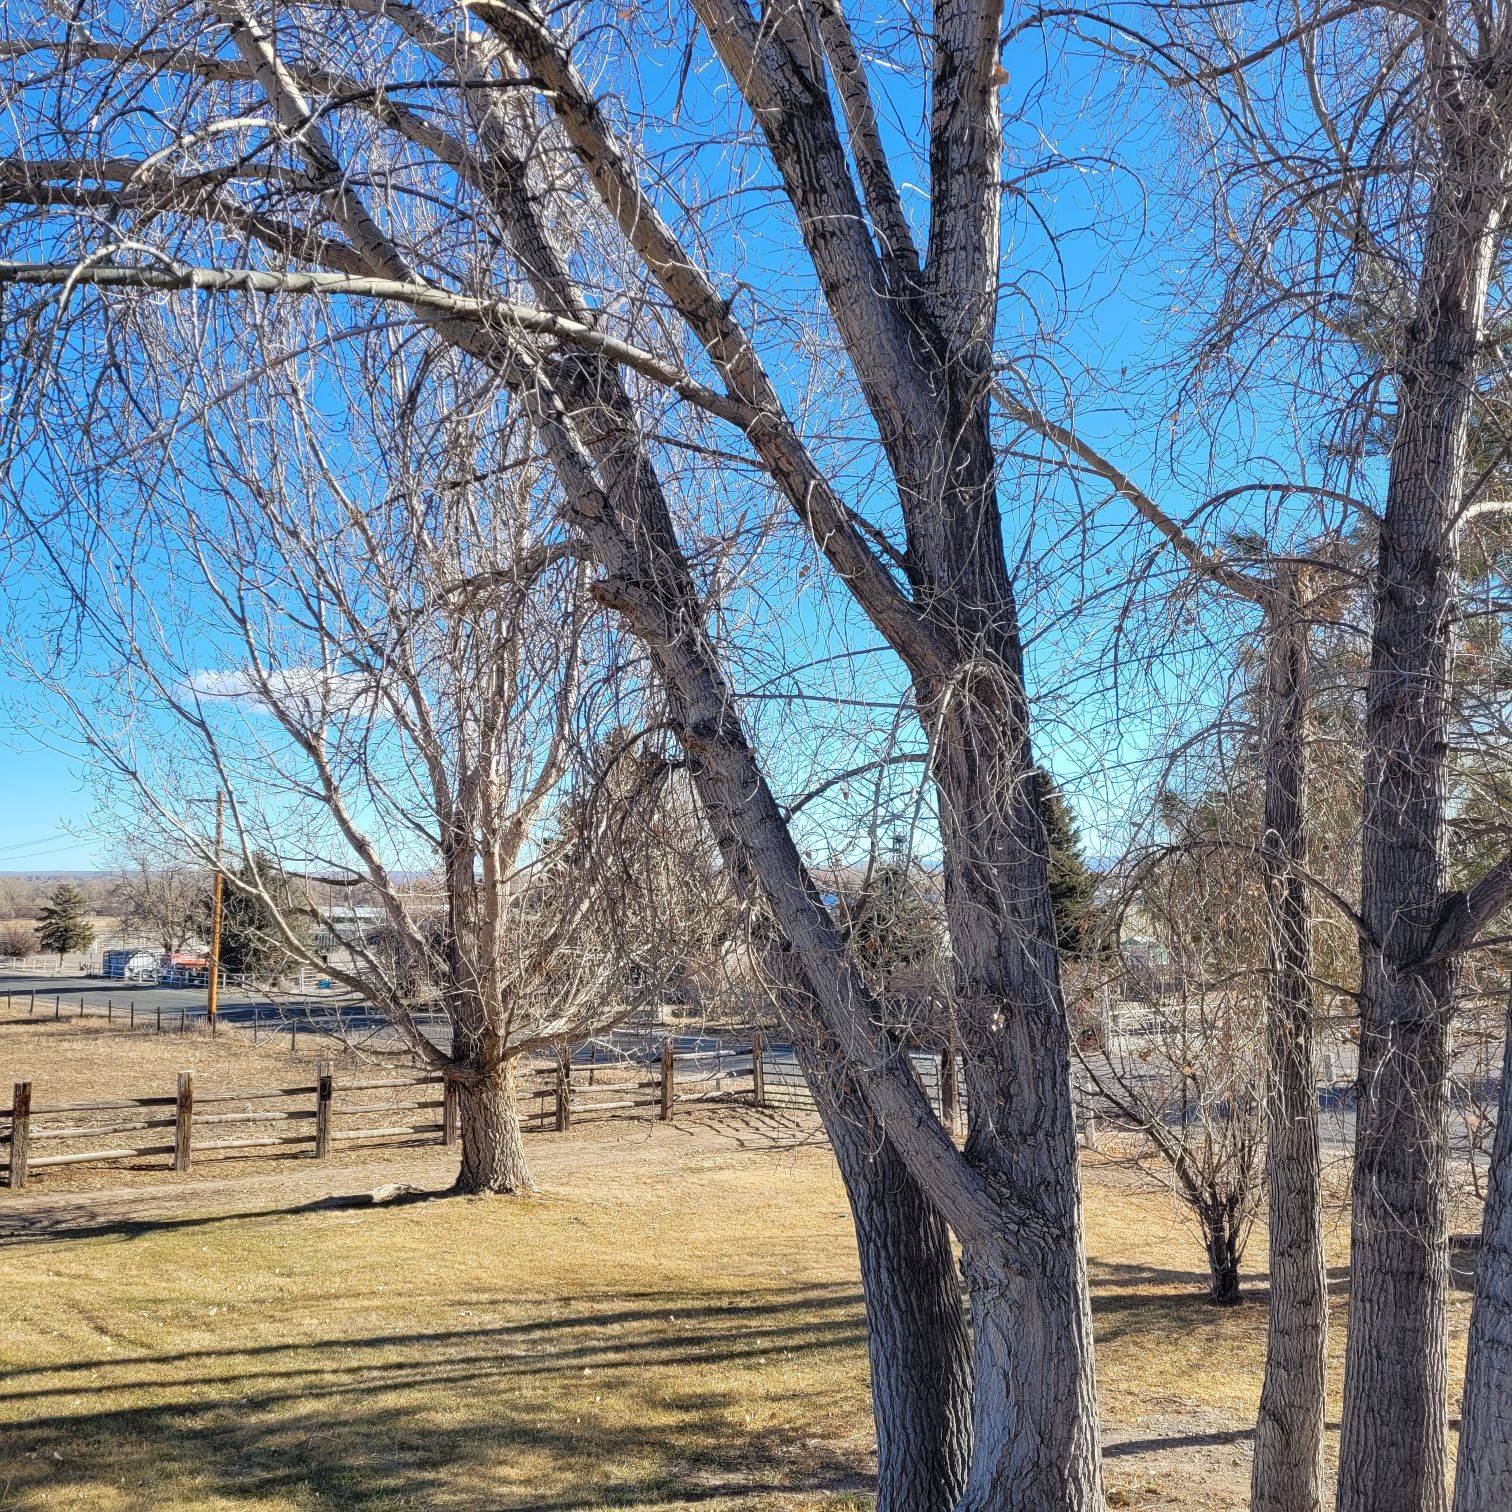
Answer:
[
  {"left": 1203, "top": 1214, "right": 1244, "bottom": 1306},
  {"left": 1451, "top": 987, "right": 1512, "bottom": 1512},
  {"left": 923, "top": 629, "right": 1106, "bottom": 1510},
  {"left": 955, "top": 1229, "right": 1105, "bottom": 1511},
  {"left": 453, "top": 1057, "right": 532, "bottom": 1196},
  {"left": 1339, "top": 995, "right": 1453, "bottom": 1512},
  {"left": 814, "top": 1062, "right": 972, "bottom": 1511},
  {"left": 1253, "top": 589, "right": 1328, "bottom": 1512},
  {"left": 1338, "top": 129, "right": 1498, "bottom": 1511},
  {"left": 758, "top": 934, "right": 973, "bottom": 1508},
  {"left": 447, "top": 17, "right": 1107, "bottom": 1500}
]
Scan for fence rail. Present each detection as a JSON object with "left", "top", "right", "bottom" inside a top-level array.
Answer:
[
  {"left": 2, "top": 1063, "right": 448, "bottom": 1188},
  {"left": 1, "top": 1032, "right": 779, "bottom": 1190},
  {"left": 2, "top": 1027, "right": 1007, "bottom": 1191}
]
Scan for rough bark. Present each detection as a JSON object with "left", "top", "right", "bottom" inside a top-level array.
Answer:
[
  {"left": 453, "top": 1057, "right": 532, "bottom": 1196},
  {"left": 1252, "top": 588, "right": 1328, "bottom": 1512},
  {"left": 804, "top": 1044, "right": 973, "bottom": 1512},
  {"left": 1338, "top": 114, "right": 1502, "bottom": 1512},
  {"left": 1452, "top": 986, "right": 1512, "bottom": 1512},
  {"left": 475, "top": 8, "right": 1108, "bottom": 1501},
  {"left": 925, "top": 601, "right": 1106, "bottom": 1512},
  {"left": 955, "top": 1224, "right": 1104, "bottom": 1511}
]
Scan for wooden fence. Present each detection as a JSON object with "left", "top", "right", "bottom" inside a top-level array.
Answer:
[
  {"left": 2, "top": 1062, "right": 451, "bottom": 1189},
  {"left": 1, "top": 1035, "right": 771, "bottom": 1190},
  {"left": 2, "top": 1030, "right": 1037, "bottom": 1191}
]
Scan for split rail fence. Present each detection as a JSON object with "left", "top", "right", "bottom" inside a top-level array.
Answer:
[
  {"left": 2, "top": 1064, "right": 450, "bottom": 1190},
  {"left": 1, "top": 1033, "right": 777, "bottom": 1190},
  {"left": 1, "top": 1030, "right": 993, "bottom": 1191}
]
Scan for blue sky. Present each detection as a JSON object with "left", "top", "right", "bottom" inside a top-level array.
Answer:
[
  {"left": 0, "top": 667, "right": 103, "bottom": 868},
  {"left": 0, "top": 7, "right": 1353, "bottom": 873}
]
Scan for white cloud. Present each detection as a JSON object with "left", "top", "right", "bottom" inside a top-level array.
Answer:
[{"left": 187, "top": 665, "right": 375, "bottom": 714}]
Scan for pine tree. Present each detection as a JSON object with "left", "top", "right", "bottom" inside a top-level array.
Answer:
[
  {"left": 1031, "top": 769, "right": 1102, "bottom": 960},
  {"left": 212, "top": 857, "right": 305, "bottom": 982},
  {"left": 35, "top": 883, "right": 95, "bottom": 965},
  {"left": 843, "top": 842, "right": 941, "bottom": 978}
]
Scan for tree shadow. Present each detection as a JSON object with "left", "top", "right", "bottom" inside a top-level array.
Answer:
[
  {"left": 0, "top": 1186, "right": 458, "bottom": 1247},
  {"left": 2, "top": 1284, "right": 874, "bottom": 1509}
]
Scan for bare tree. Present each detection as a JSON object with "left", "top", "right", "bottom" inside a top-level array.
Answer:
[
  {"left": 1107, "top": 5, "right": 1512, "bottom": 1503},
  {"left": 8, "top": 335, "right": 648, "bottom": 1194},
  {"left": 0, "top": 0, "right": 1226, "bottom": 1499},
  {"left": 0, "top": 924, "right": 38, "bottom": 958},
  {"left": 109, "top": 841, "right": 205, "bottom": 954},
  {"left": 0, "top": 5, "right": 995, "bottom": 1500},
  {"left": 1088, "top": 781, "right": 1271, "bottom": 1304},
  {"left": 1015, "top": 399, "right": 1358, "bottom": 1503}
]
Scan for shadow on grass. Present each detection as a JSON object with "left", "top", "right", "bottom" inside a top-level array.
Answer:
[
  {"left": 1087, "top": 1253, "right": 1359, "bottom": 1317},
  {"left": 2, "top": 1282, "right": 874, "bottom": 1510},
  {"left": 0, "top": 1188, "right": 457, "bottom": 1247}
]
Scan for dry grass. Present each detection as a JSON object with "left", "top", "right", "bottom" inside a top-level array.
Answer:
[{"left": 0, "top": 1021, "right": 1477, "bottom": 1510}]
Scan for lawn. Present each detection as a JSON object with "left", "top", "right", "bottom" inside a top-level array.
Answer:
[{"left": 0, "top": 1021, "right": 1476, "bottom": 1510}]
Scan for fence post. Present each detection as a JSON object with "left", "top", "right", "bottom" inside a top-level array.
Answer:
[
  {"left": 751, "top": 1031, "right": 765, "bottom": 1109},
  {"left": 555, "top": 1057, "right": 572, "bottom": 1131},
  {"left": 180, "top": 1007, "right": 187, "bottom": 1035},
  {"left": 129, "top": 1001, "right": 135, "bottom": 1029},
  {"left": 291, "top": 1018, "right": 298, "bottom": 1054},
  {"left": 941, "top": 1037, "right": 958, "bottom": 1133},
  {"left": 28, "top": 989, "right": 35, "bottom": 1015},
  {"left": 156, "top": 1004, "right": 162, "bottom": 1034},
  {"left": 442, "top": 1077, "right": 459, "bottom": 1146},
  {"left": 54, "top": 994, "right": 61, "bottom": 1020},
  {"left": 660, "top": 1040, "right": 675, "bottom": 1121},
  {"left": 7, "top": 1081, "right": 31, "bottom": 1189},
  {"left": 175, "top": 1072, "right": 194, "bottom": 1171},
  {"left": 107, "top": 999, "right": 113, "bottom": 1024},
  {"left": 314, "top": 1059, "right": 333, "bottom": 1159}
]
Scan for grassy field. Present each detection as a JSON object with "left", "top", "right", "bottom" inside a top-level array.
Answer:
[{"left": 0, "top": 1019, "right": 1476, "bottom": 1510}]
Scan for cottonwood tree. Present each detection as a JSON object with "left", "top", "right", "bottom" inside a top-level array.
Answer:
[
  {"left": 0, "top": 2, "right": 1152, "bottom": 1501},
  {"left": 1114, "top": 5, "right": 1512, "bottom": 1506},
  {"left": 0, "top": 16, "right": 977, "bottom": 1508},
  {"left": 1008, "top": 418, "right": 1360, "bottom": 1500},
  {"left": 110, "top": 844, "right": 205, "bottom": 954},
  {"left": 7, "top": 336, "right": 654, "bottom": 1194}
]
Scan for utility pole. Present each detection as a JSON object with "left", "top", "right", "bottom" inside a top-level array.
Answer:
[{"left": 206, "top": 791, "right": 225, "bottom": 1036}]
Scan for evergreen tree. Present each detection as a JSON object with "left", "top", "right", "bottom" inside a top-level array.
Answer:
[
  {"left": 35, "top": 883, "right": 95, "bottom": 965},
  {"left": 843, "top": 835, "right": 942, "bottom": 978},
  {"left": 1031, "top": 769, "right": 1102, "bottom": 960},
  {"left": 212, "top": 857, "right": 306, "bottom": 982}
]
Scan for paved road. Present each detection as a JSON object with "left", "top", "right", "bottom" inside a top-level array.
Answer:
[
  {"left": 0, "top": 973, "right": 780, "bottom": 1068},
  {"left": 0, "top": 971, "right": 398, "bottom": 1052}
]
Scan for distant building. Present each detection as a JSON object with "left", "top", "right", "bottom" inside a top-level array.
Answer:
[
  {"left": 102, "top": 947, "right": 159, "bottom": 982},
  {"left": 312, "top": 905, "right": 386, "bottom": 954}
]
